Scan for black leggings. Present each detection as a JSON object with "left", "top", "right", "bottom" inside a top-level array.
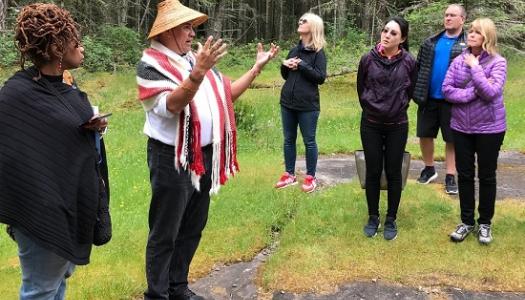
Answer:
[
  {"left": 360, "top": 118, "right": 408, "bottom": 219},
  {"left": 453, "top": 130, "right": 505, "bottom": 225}
]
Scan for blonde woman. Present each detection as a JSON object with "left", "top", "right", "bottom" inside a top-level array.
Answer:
[
  {"left": 442, "top": 18, "right": 507, "bottom": 244},
  {"left": 275, "top": 12, "right": 327, "bottom": 193}
]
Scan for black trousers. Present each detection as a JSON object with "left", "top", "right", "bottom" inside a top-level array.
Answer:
[
  {"left": 453, "top": 130, "right": 505, "bottom": 226},
  {"left": 360, "top": 118, "right": 408, "bottom": 219},
  {"left": 144, "top": 139, "right": 213, "bottom": 300}
]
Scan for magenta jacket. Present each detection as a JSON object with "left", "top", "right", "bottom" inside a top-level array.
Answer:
[{"left": 442, "top": 49, "right": 507, "bottom": 134}]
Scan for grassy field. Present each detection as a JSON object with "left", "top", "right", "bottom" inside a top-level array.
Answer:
[{"left": 0, "top": 56, "right": 524, "bottom": 299}]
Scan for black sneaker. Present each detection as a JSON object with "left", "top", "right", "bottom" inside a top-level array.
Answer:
[
  {"left": 170, "top": 288, "right": 205, "bottom": 300},
  {"left": 450, "top": 223, "right": 474, "bottom": 242},
  {"left": 383, "top": 217, "right": 398, "bottom": 240},
  {"left": 445, "top": 174, "right": 458, "bottom": 194},
  {"left": 363, "top": 215, "right": 380, "bottom": 237},
  {"left": 417, "top": 167, "right": 438, "bottom": 184},
  {"left": 478, "top": 224, "right": 493, "bottom": 245}
]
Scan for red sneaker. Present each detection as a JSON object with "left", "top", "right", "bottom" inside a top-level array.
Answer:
[
  {"left": 301, "top": 175, "right": 317, "bottom": 193},
  {"left": 275, "top": 172, "right": 297, "bottom": 189}
]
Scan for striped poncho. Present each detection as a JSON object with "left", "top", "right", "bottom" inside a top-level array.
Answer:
[{"left": 136, "top": 45, "right": 238, "bottom": 194}]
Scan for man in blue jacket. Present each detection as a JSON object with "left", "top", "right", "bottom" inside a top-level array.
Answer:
[{"left": 413, "top": 4, "right": 466, "bottom": 194}]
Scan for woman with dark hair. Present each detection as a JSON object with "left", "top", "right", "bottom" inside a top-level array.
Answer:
[
  {"left": 356, "top": 16, "right": 416, "bottom": 240},
  {"left": 0, "top": 3, "right": 107, "bottom": 299}
]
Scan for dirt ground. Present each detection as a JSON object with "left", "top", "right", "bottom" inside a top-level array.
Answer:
[{"left": 189, "top": 151, "right": 525, "bottom": 300}]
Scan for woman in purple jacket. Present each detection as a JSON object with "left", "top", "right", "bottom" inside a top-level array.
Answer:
[
  {"left": 442, "top": 18, "right": 507, "bottom": 245},
  {"left": 357, "top": 16, "right": 416, "bottom": 240}
]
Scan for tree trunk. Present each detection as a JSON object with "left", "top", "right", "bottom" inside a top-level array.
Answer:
[
  {"left": 278, "top": 0, "right": 283, "bottom": 41},
  {"left": 118, "top": 0, "right": 129, "bottom": 26},
  {"left": 265, "top": 0, "right": 271, "bottom": 40},
  {"left": 333, "top": 1, "right": 337, "bottom": 41},
  {"left": 0, "top": 0, "right": 7, "bottom": 31},
  {"left": 370, "top": 0, "right": 377, "bottom": 46},
  {"left": 139, "top": 0, "right": 152, "bottom": 34},
  {"left": 209, "top": 0, "right": 225, "bottom": 38},
  {"left": 336, "top": 0, "right": 347, "bottom": 38}
]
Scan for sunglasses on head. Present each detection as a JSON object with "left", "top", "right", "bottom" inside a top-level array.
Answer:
[{"left": 298, "top": 18, "right": 307, "bottom": 25}]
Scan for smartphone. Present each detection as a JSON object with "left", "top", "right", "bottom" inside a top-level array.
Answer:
[
  {"left": 81, "top": 112, "right": 112, "bottom": 126},
  {"left": 91, "top": 112, "right": 112, "bottom": 121}
]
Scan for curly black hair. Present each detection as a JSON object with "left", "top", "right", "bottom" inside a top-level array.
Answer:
[{"left": 15, "top": 3, "right": 80, "bottom": 69}]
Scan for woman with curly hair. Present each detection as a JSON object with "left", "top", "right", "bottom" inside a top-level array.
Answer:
[{"left": 0, "top": 3, "right": 108, "bottom": 299}]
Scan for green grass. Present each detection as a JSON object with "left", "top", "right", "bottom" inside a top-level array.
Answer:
[
  {"left": 260, "top": 182, "right": 525, "bottom": 292},
  {"left": 0, "top": 55, "right": 525, "bottom": 299}
]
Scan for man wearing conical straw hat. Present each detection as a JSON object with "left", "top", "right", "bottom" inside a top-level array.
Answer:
[{"left": 137, "top": 1, "right": 279, "bottom": 299}]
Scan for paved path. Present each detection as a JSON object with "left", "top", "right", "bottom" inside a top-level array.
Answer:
[{"left": 298, "top": 150, "right": 525, "bottom": 200}]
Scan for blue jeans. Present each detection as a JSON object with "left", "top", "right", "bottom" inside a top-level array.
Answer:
[
  {"left": 13, "top": 228, "right": 75, "bottom": 300},
  {"left": 281, "top": 106, "right": 320, "bottom": 176}
]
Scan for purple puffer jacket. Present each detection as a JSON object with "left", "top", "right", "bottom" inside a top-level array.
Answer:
[{"left": 442, "top": 49, "right": 507, "bottom": 134}]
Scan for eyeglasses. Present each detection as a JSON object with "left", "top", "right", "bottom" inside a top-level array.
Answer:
[{"left": 298, "top": 19, "right": 307, "bottom": 25}]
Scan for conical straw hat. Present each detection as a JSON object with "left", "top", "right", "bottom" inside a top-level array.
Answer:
[{"left": 148, "top": 0, "right": 208, "bottom": 40}]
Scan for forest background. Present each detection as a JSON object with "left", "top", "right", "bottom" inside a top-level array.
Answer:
[{"left": 1, "top": 0, "right": 525, "bottom": 71}]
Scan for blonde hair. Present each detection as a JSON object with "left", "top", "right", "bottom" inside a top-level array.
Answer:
[
  {"left": 300, "top": 12, "right": 326, "bottom": 51},
  {"left": 470, "top": 18, "right": 498, "bottom": 55}
]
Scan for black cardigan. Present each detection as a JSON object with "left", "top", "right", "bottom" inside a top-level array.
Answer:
[
  {"left": 280, "top": 41, "right": 327, "bottom": 111},
  {"left": 0, "top": 67, "right": 99, "bottom": 265}
]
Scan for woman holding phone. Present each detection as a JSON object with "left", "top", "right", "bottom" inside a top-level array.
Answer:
[{"left": 0, "top": 3, "right": 108, "bottom": 299}]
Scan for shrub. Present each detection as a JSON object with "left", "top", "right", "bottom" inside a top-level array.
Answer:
[
  {"left": 82, "top": 25, "right": 144, "bottom": 72},
  {"left": 405, "top": 2, "right": 449, "bottom": 48},
  {"left": 82, "top": 35, "right": 114, "bottom": 72},
  {"left": 326, "top": 27, "right": 369, "bottom": 74},
  {"left": 234, "top": 100, "right": 258, "bottom": 135},
  {"left": 96, "top": 25, "right": 143, "bottom": 67},
  {"left": 0, "top": 33, "right": 18, "bottom": 67}
]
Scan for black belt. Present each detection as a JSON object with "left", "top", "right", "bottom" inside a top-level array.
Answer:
[{"left": 148, "top": 138, "right": 212, "bottom": 151}]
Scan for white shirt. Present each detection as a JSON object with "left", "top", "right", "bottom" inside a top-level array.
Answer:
[{"left": 143, "top": 41, "right": 213, "bottom": 146}]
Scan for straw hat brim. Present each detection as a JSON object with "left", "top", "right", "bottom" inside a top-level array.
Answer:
[{"left": 148, "top": 1, "right": 208, "bottom": 40}]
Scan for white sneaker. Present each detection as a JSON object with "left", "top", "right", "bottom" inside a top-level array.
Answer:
[
  {"left": 450, "top": 223, "right": 474, "bottom": 242},
  {"left": 478, "top": 224, "right": 493, "bottom": 245}
]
